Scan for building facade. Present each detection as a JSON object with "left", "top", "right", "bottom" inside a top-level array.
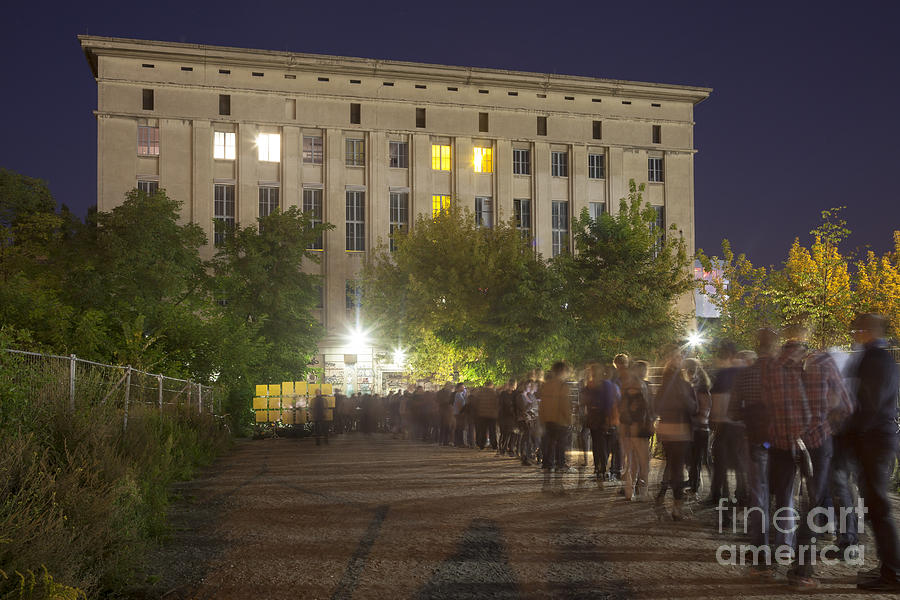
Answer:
[{"left": 80, "top": 36, "right": 711, "bottom": 392}]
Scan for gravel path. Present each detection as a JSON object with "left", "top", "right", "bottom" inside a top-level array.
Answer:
[{"left": 143, "top": 434, "right": 898, "bottom": 599}]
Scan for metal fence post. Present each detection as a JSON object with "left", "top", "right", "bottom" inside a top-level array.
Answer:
[
  {"left": 158, "top": 375, "right": 164, "bottom": 414},
  {"left": 123, "top": 366, "right": 132, "bottom": 432},
  {"left": 68, "top": 354, "right": 76, "bottom": 412}
]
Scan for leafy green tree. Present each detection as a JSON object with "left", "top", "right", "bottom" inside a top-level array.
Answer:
[
  {"left": 553, "top": 180, "right": 694, "bottom": 363},
  {"left": 362, "top": 203, "right": 565, "bottom": 382}
]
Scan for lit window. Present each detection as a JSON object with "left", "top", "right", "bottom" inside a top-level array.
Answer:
[
  {"left": 346, "top": 139, "right": 365, "bottom": 167},
  {"left": 303, "top": 136, "right": 323, "bottom": 164},
  {"left": 259, "top": 186, "right": 279, "bottom": 218},
  {"left": 551, "top": 201, "right": 569, "bottom": 257},
  {"left": 137, "top": 180, "right": 158, "bottom": 195},
  {"left": 473, "top": 147, "right": 493, "bottom": 173},
  {"left": 303, "top": 188, "right": 323, "bottom": 250},
  {"left": 648, "top": 157, "right": 664, "bottom": 182},
  {"left": 588, "top": 153, "right": 605, "bottom": 179},
  {"left": 214, "top": 132, "right": 236, "bottom": 160},
  {"left": 432, "top": 194, "right": 451, "bottom": 217},
  {"left": 513, "top": 149, "right": 530, "bottom": 175},
  {"left": 514, "top": 198, "right": 531, "bottom": 234},
  {"left": 589, "top": 202, "right": 606, "bottom": 221},
  {"left": 431, "top": 144, "right": 451, "bottom": 171},
  {"left": 389, "top": 141, "right": 409, "bottom": 168},
  {"left": 475, "top": 197, "right": 493, "bottom": 228},
  {"left": 389, "top": 191, "right": 409, "bottom": 252},
  {"left": 346, "top": 191, "right": 365, "bottom": 251},
  {"left": 214, "top": 183, "right": 235, "bottom": 247},
  {"left": 257, "top": 133, "right": 281, "bottom": 162},
  {"left": 137, "top": 126, "right": 159, "bottom": 156},
  {"left": 551, "top": 151, "right": 568, "bottom": 177}
]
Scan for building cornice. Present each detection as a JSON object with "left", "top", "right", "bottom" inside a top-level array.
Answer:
[{"left": 79, "top": 35, "right": 712, "bottom": 105}]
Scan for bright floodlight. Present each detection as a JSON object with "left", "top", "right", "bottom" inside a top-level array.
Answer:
[
  {"left": 687, "top": 332, "right": 705, "bottom": 347},
  {"left": 393, "top": 348, "right": 406, "bottom": 366},
  {"left": 344, "top": 325, "right": 371, "bottom": 355}
]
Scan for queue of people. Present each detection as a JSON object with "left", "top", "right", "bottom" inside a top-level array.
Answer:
[{"left": 308, "top": 312, "right": 899, "bottom": 592}]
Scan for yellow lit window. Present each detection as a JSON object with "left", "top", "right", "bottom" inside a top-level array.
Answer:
[
  {"left": 431, "top": 144, "right": 451, "bottom": 171},
  {"left": 432, "top": 195, "right": 451, "bottom": 217},
  {"left": 474, "top": 147, "right": 493, "bottom": 173}
]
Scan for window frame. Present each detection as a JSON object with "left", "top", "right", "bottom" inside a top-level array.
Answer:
[
  {"left": 648, "top": 157, "right": 664, "bottom": 182},
  {"left": 257, "top": 133, "right": 281, "bottom": 162},
  {"left": 551, "top": 151, "right": 569, "bottom": 177},
  {"left": 137, "top": 180, "right": 158, "bottom": 195},
  {"left": 213, "top": 183, "right": 235, "bottom": 247},
  {"left": 137, "top": 125, "right": 160, "bottom": 156},
  {"left": 303, "top": 187, "right": 324, "bottom": 250},
  {"left": 473, "top": 146, "right": 493, "bottom": 173},
  {"left": 588, "top": 153, "right": 605, "bottom": 179},
  {"left": 512, "top": 148, "right": 531, "bottom": 175},
  {"left": 475, "top": 196, "right": 493, "bottom": 228},
  {"left": 589, "top": 201, "right": 606, "bottom": 221},
  {"left": 258, "top": 186, "right": 280, "bottom": 219},
  {"left": 303, "top": 135, "right": 324, "bottom": 164},
  {"left": 345, "top": 190, "right": 366, "bottom": 252},
  {"left": 389, "top": 141, "right": 409, "bottom": 169},
  {"left": 431, "top": 144, "right": 451, "bottom": 171},
  {"left": 346, "top": 138, "right": 366, "bottom": 167},
  {"left": 431, "top": 194, "right": 451, "bottom": 217},
  {"left": 551, "top": 200, "right": 569, "bottom": 257},
  {"left": 389, "top": 191, "right": 409, "bottom": 252},
  {"left": 514, "top": 198, "right": 532, "bottom": 234},
  {"left": 214, "top": 131, "right": 236, "bottom": 160}
]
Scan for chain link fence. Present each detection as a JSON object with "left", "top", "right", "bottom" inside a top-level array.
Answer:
[{"left": 2, "top": 349, "right": 220, "bottom": 430}]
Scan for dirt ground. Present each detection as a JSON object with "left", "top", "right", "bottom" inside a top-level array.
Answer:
[{"left": 142, "top": 434, "right": 899, "bottom": 599}]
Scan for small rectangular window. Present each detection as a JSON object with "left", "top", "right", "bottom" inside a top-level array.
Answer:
[
  {"left": 651, "top": 103, "right": 661, "bottom": 108},
  {"left": 652, "top": 125, "right": 662, "bottom": 144},
  {"left": 508, "top": 91, "right": 518, "bottom": 96},
  {"left": 592, "top": 98, "right": 602, "bottom": 103},
  {"left": 592, "top": 120, "right": 602, "bottom": 140},
  {"left": 512, "top": 149, "right": 531, "bottom": 175},
  {"left": 258, "top": 186, "right": 280, "bottom": 218},
  {"left": 137, "top": 126, "right": 160, "bottom": 156},
  {"left": 564, "top": 96, "right": 574, "bottom": 101},
  {"left": 478, "top": 89, "right": 489, "bottom": 94},
  {"left": 551, "top": 151, "right": 568, "bottom": 177},
  {"left": 478, "top": 112, "right": 489, "bottom": 133},
  {"left": 432, "top": 195, "right": 451, "bottom": 217},
  {"left": 350, "top": 79, "right": 361, "bottom": 84},
  {"left": 284, "top": 74, "right": 296, "bottom": 79},
  {"left": 346, "top": 191, "right": 365, "bottom": 252},
  {"left": 475, "top": 197, "right": 493, "bottom": 228},
  {"left": 416, "top": 107, "right": 426, "bottom": 128},
  {"left": 447, "top": 86, "right": 458, "bottom": 91},
  {"left": 588, "top": 153, "right": 605, "bottom": 179},
  {"left": 303, "top": 136, "right": 323, "bottom": 164},
  {"left": 431, "top": 145, "right": 451, "bottom": 171},
  {"left": 383, "top": 82, "right": 394, "bottom": 87},
  {"left": 537, "top": 116, "right": 547, "bottom": 136},
  {"left": 473, "top": 147, "right": 492, "bottom": 173},
  {"left": 537, "top": 93, "right": 547, "bottom": 98},
  {"left": 142, "top": 89, "right": 154, "bottom": 111},
  {"left": 415, "top": 84, "right": 426, "bottom": 89},
  {"left": 181, "top": 66, "right": 193, "bottom": 72},
  {"left": 622, "top": 100, "right": 632, "bottom": 105},
  {"left": 252, "top": 72, "right": 264, "bottom": 77},
  {"left": 648, "top": 157, "right": 664, "bottom": 182},
  {"left": 389, "top": 141, "right": 409, "bottom": 168},
  {"left": 214, "top": 132, "right": 236, "bottom": 160},
  {"left": 257, "top": 133, "right": 281, "bottom": 162},
  {"left": 137, "top": 180, "right": 158, "bottom": 195},
  {"left": 318, "top": 77, "right": 330, "bottom": 82},
  {"left": 350, "top": 103, "right": 361, "bottom": 124},
  {"left": 219, "top": 94, "right": 231, "bottom": 116},
  {"left": 389, "top": 191, "right": 409, "bottom": 252},
  {"left": 346, "top": 138, "right": 365, "bottom": 167},
  {"left": 219, "top": 69, "right": 231, "bottom": 74},
  {"left": 214, "top": 184, "right": 235, "bottom": 247},
  {"left": 142, "top": 63, "right": 154, "bottom": 68},
  {"left": 303, "top": 188, "right": 324, "bottom": 250}
]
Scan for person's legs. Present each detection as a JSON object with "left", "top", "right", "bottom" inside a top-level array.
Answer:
[
  {"left": 710, "top": 424, "right": 729, "bottom": 501},
  {"left": 854, "top": 432, "right": 900, "bottom": 581},
  {"left": 591, "top": 427, "right": 607, "bottom": 475},
  {"left": 747, "top": 444, "right": 771, "bottom": 549},
  {"left": 768, "top": 448, "right": 798, "bottom": 552},
  {"left": 609, "top": 428, "right": 622, "bottom": 478},
  {"left": 831, "top": 434, "right": 859, "bottom": 548},
  {"left": 636, "top": 437, "right": 651, "bottom": 497}
]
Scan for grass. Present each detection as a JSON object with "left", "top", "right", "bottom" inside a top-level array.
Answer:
[{"left": 0, "top": 351, "right": 231, "bottom": 599}]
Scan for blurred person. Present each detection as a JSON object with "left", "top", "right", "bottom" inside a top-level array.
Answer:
[
  {"left": 498, "top": 379, "right": 518, "bottom": 456},
  {"left": 515, "top": 379, "right": 536, "bottom": 465},
  {"left": 846, "top": 314, "right": 900, "bottom": 591},
  {"left": 436, "top": 382, "right": 454, "bottom": 446},
  {"left": 310, "top": 391, "right": 329, "bottom": 446},
  {"left": 540, "top": 361, "right": 572, "bottom": 491},
  {"left": 451, "top": 383, "right": 467, "bottom": 446},
  {"left": 473, "top": 381, "right": 499, "bottom": 450},
  {"left": 582, "top": 364, "right": 620, "bottom": 480},
  {"left": 618, "top": 360, "right": 655, "bottom": 500},
  {"left": 684, "top": 358, "right": 711, "bottom": 498},
  {"left": 706, "top": 341, "right": 747, "bottom": 507},
  {"left": 654, "top": 353, "right": 698, "bottom": 520}
]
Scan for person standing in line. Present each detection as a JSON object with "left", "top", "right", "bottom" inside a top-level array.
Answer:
[
  {"left": 609, "top": 354, "right": 630, "bottom": 481},
  {"left": 498, "top": 379, "right": 518, "bottom": 456},
  {"left": 706, "top": 341, "right": 744, "bottom": 506},
  {"left": 684, "top": 358, "right": 711, "bottom": 499},
  {"left": 515, "top": 379, "right": 535, "bottom": 465},
  {"left": 654, "top": 353, "right": 697, "bottom": 520},
  {"left": 583, "top": 364, "right": 620, "bottom": 481},
  {"left": 539, "top": 362, "right": 572, "bottom": 492},
  {"left": 311, "top": 391, "right": 329, "bottom": 446},
  {"left": 473, "top": 381, "right": 499, "bottom": 450},
  {"left": 451, "top": 382, "right": 467, "bottom": 447},
  {"left": 618, "top": 362, "right": 655, "bottom": 500},
  {"left": 846, "top": 314, "right": 900, "bottom": 591}
]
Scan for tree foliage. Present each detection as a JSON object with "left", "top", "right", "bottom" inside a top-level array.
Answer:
[{"left": 856, "top": 231, "right": 900, "bottom": 336}]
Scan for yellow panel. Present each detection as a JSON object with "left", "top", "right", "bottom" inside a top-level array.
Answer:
[
  {"left": 282, "top": 381, "right": 294, "bottom": 395},
  {"left": 294, "top": 381, "right": 307, "bottom": 394},
  {"left": 255, "top": 384, "right": 269, "bottom": 397},
  {"left": 254, "top": 409, "right": 268, "bottom": 423},
  {"left": 267, "top": 410, "right": 281, "bottom": 422},
  {"left": 252, "top": 396, "right": 268, "bottom": 410},
  {"left": 321, "top": 383, "right": 333, "bottom": 396},
  {"left": 269, "top": 384, "right": 281, "bottom": 396},
  {"left": 325, "top": 396, "right": 336, "bottom": 409},
  {"left": 267, "top": 397, "right": 281, "bottom": 409},
  {"left": 308, "top": 383, "right": 321, "bottom": 395}
]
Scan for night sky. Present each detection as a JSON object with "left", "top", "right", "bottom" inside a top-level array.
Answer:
[{"left": 1, "top": 1, "right": 898, "bottom": 269}]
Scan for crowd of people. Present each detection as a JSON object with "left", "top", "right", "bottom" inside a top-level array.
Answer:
[{"left": 308, "top": 312, "right": 899, "bottom": 592}]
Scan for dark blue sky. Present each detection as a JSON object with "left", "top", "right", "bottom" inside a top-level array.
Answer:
[{"left": 1, "top": 0, "right": 898, "bottom": 268}]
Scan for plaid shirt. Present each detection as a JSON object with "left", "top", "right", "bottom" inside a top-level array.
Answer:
[
  {"left": 760, "top": 345, "right": 812, "bottom": 451},
  {"left": 801, "top": 350, "right": 850, "bottom": 448},
  {"left": 734, "top": 359, "right": 766, "bottom": 445}
]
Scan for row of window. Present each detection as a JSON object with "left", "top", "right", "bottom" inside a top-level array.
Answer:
[
  {"left": 139, "top": 89, "right": 664, "bottom": 143},
  {"left": 142, "top": 126, "right": 659, "bottom": 180}
]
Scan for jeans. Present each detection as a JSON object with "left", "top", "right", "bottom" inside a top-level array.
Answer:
[
  {"left": 830, "top": 434, "right": 859, "bottom": 547},
  {"left": 476, "top": 417, "right": 497, "bottom": 449},
  {"left": 589, "top": 426, "right": 618, "bottom": 474},
  {"left": 689, "top": 428, "right": 710, "bottom": 493},
  {"left": 794, "top": 437, "right": 833, "bottom": 576},
  {"left": 541, "top": 423, "right": 569, "bottom": 470},
  {"left": 657, "top": 440, "right": 690, "bottom": 501},
  {"left": 710, "top": 422, "right": 749, "bottom": 503},
  {"left": 747, "top": 445, "right": 797, "bottom": 550},
  {"left": 850, "top": 431, "right": 900, "bottom": 580}
]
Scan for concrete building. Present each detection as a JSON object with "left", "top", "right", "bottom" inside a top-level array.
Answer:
[{"left": 80, "top": 35, "right": 711, "bottom": 392}]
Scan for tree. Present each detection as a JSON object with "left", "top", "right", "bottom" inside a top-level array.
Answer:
[
  {"left": 772, "top": 207, "right": 854, "bottom": 348},
  {"left": 856, "top": 230, "right": 900, "bottom": 337},
  {"left": 696, "top": 239, "right": 775, "bottom": 349},
  {"left": 553, "top": 180, "right": 694, "bottom": 363},
  {"left": 361, "top": 203, "right": 566, "bottom": 382}
]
